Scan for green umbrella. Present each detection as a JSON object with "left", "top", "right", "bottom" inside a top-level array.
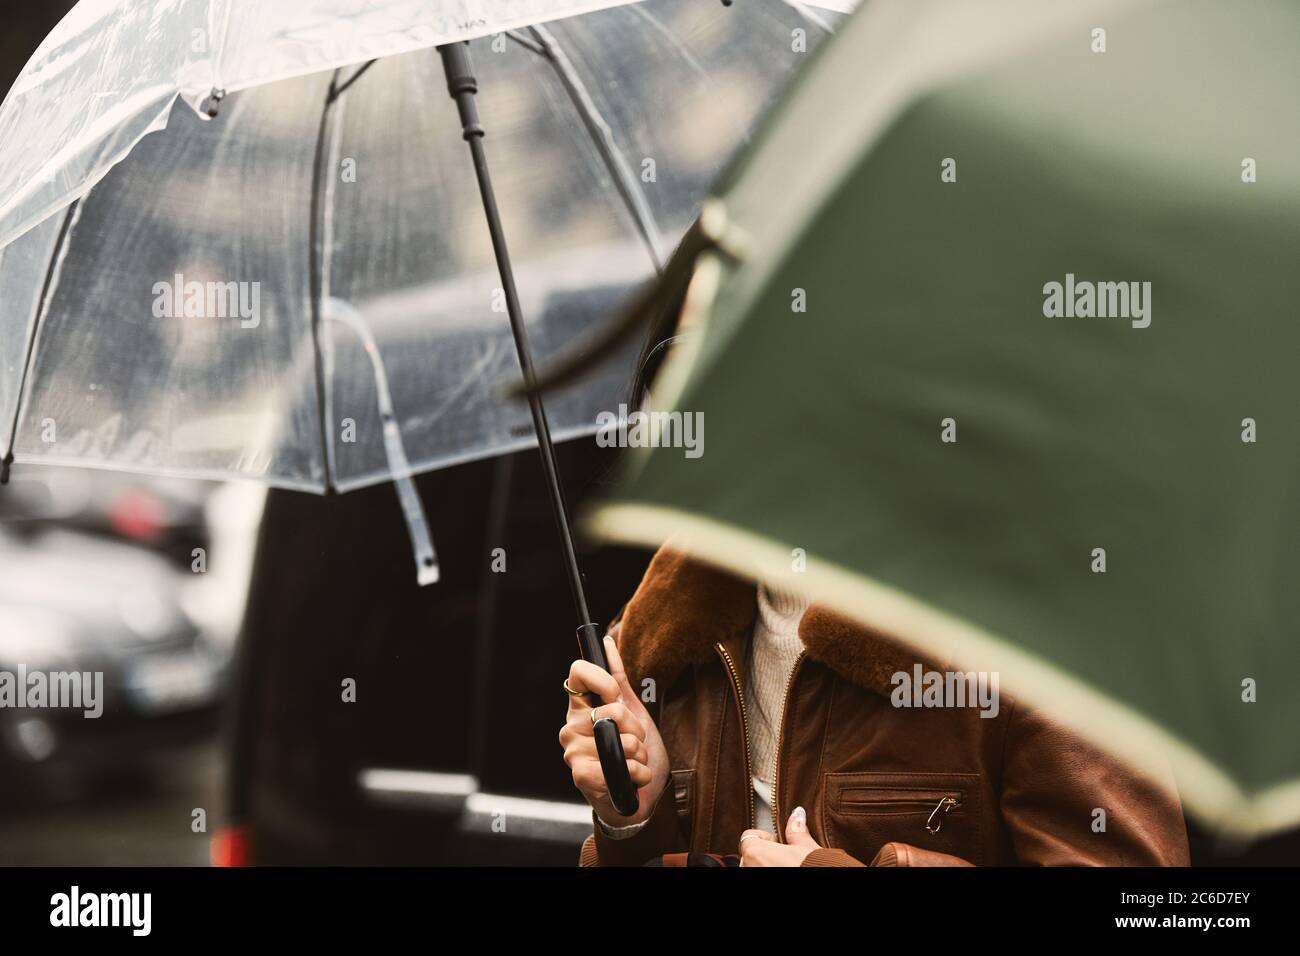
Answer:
[{"left": 583, "top": 0, "right": 1300, "bottom": 839}]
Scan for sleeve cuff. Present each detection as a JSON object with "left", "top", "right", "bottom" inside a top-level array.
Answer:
[
  {"left": 595, "top": 814, "right": 652, "bottom": 840},
  {"left": 867, "top": 842, "right": 975, "bottom": 867},
  {"left": 801, "top": 847, "right": 866, "bottom": 868}
]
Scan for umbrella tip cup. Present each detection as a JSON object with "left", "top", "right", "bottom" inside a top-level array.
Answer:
[{"left": 200, "top": 88, "right": 226, "bottom": 118}]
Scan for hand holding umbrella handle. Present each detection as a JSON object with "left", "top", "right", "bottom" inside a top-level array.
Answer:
[{"left": 576, "top": 623, "right": 640, "bottom": 818}]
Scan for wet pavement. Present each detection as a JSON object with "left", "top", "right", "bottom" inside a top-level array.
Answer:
[{"left": 0, "top": 742, "right": 220, "bottom": 866}]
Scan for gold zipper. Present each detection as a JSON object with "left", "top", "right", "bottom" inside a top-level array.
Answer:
[
  {"left": 714, "top": 642, "right": 755, "bottom": 831},
  {"left": 770, "top": 651, "right": 805, "bottom": 843}
]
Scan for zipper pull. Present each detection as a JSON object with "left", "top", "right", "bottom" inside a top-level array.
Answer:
[{"left": 925, "top": 796, "right": 958, "bottom": 834}]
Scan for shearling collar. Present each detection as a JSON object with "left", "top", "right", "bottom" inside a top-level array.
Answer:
[{"left": 614, "top": 548, "right": 939, "bottom": 698}]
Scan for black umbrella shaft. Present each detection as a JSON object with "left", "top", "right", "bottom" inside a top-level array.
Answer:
[
  {"left": 439, "top": 41, "right": 590, "bottom": 625},
  {"left": 438, "top": 42, "right": 640, "bottom": 818}
]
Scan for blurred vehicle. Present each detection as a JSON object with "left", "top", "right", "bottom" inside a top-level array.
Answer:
[
  {"left": 0, "top": 465, "right": 210, "bottom": 570},
  {"left": 0, "top": 525, "right": 226, "bottom": 800}
]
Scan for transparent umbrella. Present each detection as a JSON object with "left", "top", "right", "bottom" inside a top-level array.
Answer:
[
  {"left": 0, "top": 0, "right": 845, "bottom": 816},
  {"left": 0, "top": 0, "right": 843, "bottom": 496}
]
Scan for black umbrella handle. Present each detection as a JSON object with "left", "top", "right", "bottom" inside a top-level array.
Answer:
[
  {"left": 577, "top": 623, "right": 640, "bottom": 818},
  {"left": 437, "top": 41, "right": 638, "bottom": 820}
]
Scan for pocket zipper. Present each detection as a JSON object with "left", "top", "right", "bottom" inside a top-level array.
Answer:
[
  {"left": 839, "top": 790, "right": 963, "bottom": 834},
  {"left": 926, "top": 795, "right": 959, "bottom": 834}
]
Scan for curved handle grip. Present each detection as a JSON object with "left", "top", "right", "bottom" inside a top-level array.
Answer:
[
  {"left": 592, "top": 717, "right": 639, "bottom": 817},
  {"left": 576, "top": 624, "right": 640, "bottom": 818}
]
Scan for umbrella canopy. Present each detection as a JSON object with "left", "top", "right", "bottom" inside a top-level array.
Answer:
[
  {"left": 585, "top": 0, "right": 1300, "bottom": 838},
  {"left": 0, "top": 0, "right": 843, "bottom": 494}
]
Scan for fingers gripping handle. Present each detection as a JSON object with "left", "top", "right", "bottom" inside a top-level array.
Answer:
[{"left": 576, "top": 623, "right": 640, "bottom": 818}]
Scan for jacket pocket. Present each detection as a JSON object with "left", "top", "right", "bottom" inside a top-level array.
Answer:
[{"left": 820, "top": 771, "right": 985, "bottom": 865}]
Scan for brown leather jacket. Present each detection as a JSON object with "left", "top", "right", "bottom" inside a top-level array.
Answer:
[{"left": 579, "top": 549, "right": 1189, "bottom": 867}]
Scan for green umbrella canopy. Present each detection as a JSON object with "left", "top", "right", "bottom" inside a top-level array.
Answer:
[{"left": 585, "top": 0, "right": 1300, "bottom": 838}]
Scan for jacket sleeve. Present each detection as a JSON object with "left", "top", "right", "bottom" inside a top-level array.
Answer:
[{"left": 996, "top": 698, "right": 1190, "bottom": 866}]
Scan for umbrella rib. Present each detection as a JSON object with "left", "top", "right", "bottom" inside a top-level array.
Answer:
[
  {"left": 520, "top": 25, "right": 666, "bottom": 274},
  {"left": 329, "top": 59, "right": 378, "bottom": 104},
  {"left": 503, "top": 30, "right": 545, "bottom": 57},
  {"left": 306, "top": 71, "right": 343, "bottom": 493},
  {"left": 1, "top": 200, "right": 79, "bottom": 484}
]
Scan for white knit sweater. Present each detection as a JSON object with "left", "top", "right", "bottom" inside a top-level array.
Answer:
[
  {"left": 598, "top": 582, "right": 810, "bottom": 839},
  {"left": 747, "top": 583, "right": 811, "bottom": 833}
]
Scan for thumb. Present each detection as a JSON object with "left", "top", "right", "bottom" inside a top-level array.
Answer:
[
  {"left": 603, "top": 635, "right": 644, "bottom": 710},
  {"left": 784, "top": 807, "right": 819, "bottom": 848}
]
